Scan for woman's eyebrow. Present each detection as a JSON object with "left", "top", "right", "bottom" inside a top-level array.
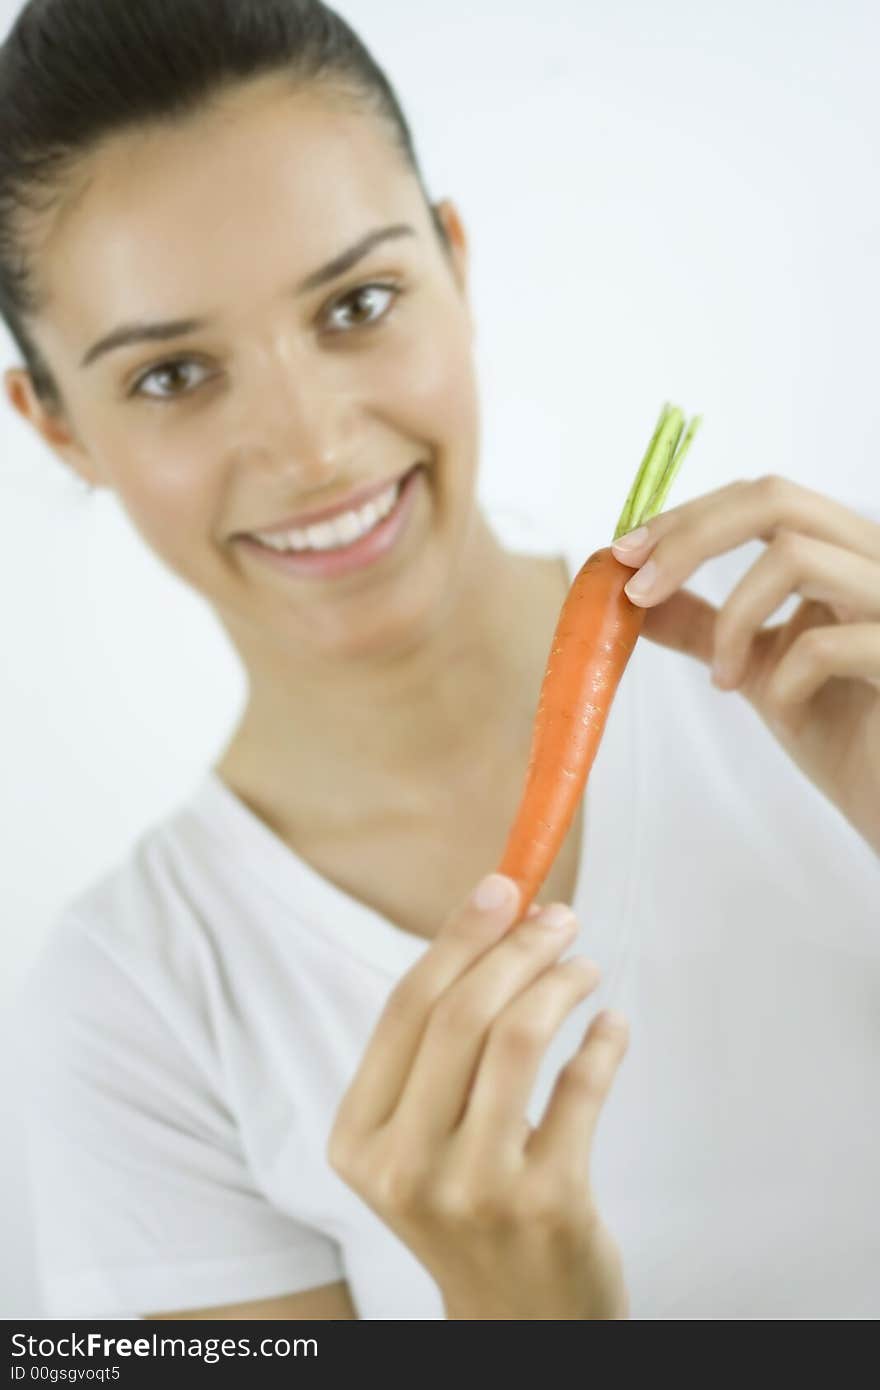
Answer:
[{"left": 79, "top": 222, "right": 417, "bottom": 370}]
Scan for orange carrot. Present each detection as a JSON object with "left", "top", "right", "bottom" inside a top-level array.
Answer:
[{"left": 497, "top": 402, "right": 702, "bottom": 922}]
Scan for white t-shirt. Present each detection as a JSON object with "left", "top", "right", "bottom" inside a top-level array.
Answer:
[{"left": 17, "top": 507, "right": 880, "bottom": 1320}]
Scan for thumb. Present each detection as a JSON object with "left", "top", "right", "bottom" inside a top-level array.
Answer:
[{"left": 637, "top": 587, "right": 718, "bottom": 667}]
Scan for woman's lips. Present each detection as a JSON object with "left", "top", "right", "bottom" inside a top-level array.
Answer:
[
  {"left": 235, "top": 462, "right": 425, "bottom": 581},
  {"left": 242, "top": 462, "right": 419, "bottom": 539}
]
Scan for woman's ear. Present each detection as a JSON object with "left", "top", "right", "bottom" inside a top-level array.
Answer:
[
  {"left": 4, "top": 366, "right": 100, "bottom": 490},
  {"left": 433, "top": 200, "right": 466, "bottom": 281},
  {"left": 433, "top": 198, "right": 474, "bottom": 336}
]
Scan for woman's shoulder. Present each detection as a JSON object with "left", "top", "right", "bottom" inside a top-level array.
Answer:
[
  {"left": 17, "top": 813, "right": 212, "bottom": 1048},
  {"left": 15, "top": 845, "right": 236, "bottom": 1124}
]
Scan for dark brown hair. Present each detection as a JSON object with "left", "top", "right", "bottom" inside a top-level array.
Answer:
[{"left": 0, "top": 0, "right": 449, "bottom": 418}]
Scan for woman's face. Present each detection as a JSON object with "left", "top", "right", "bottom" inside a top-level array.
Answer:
[{"left": 6, "top": 75, "right": 484, "bottom": 663}]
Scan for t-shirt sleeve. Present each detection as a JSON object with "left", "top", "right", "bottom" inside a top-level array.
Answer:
[{"left": 16, "top": 913, "right": 346, "bottom": 1319}]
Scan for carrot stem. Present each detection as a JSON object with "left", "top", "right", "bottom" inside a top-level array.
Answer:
[
  {"left": 614, "top": 401, "right": 671, "bottom": 538},
  {"left": 642, "top": 410, "right": 702, "bottom": 520},
  {"left": 612, "top": 403, "right": 702, "bottom": 540}
]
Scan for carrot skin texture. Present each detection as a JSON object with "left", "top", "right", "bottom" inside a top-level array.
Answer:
[{"left": 497, "top": 547, "right": 644, "bottom": 923}]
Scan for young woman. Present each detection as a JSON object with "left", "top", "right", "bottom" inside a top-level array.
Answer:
[{"left": 5, "top": 1, "right": 878, "bottom": 1321}]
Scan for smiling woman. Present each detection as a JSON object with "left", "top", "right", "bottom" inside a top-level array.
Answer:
[
  {"left": 8, "top": 0, "right": 880, "bottom": 1333},
  {"left": 0, "top": 0, "right": 505, "bottom": 670},
  {"left": 2, "top": 0, "right": 616, "bottom": 1325}
]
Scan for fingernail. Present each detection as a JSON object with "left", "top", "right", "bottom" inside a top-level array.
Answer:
[
  {"left": 611, "top": 526, "right": 649, "bottom": 551},
  {"left": 472, "top": 873, "right": 515, "bottom": 911},
  {"left": 599, "top": 1009, "right": 628, "bottom": 1030},
  {"left": 624, "top": 557, "right": 658, "bottom": 599},
  {"left": 537, "top": 903, "right": 575, "bottom": 929}
]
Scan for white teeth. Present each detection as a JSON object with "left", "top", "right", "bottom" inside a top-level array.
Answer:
[{"left": 252, "top": 478, "right": 403, "bottom": 553}]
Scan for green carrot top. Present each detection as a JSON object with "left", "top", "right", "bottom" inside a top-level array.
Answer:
[{"left": 613, "top": 402, "right": 702, "bottom": 541}]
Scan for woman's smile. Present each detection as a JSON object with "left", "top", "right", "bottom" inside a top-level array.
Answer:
[{"left": 235, "top": 460, "right": 427, "bottom": 581}]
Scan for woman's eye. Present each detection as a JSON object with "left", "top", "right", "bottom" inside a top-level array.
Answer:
[
  {"left": 128, "top": 282, "right": 401, "bottom": 401},
  {"left": 324, "top": 281, "right": 400, "bottom": 333},
  {"left": 130, "top": 359, "right": 211, "bottom": 401}
]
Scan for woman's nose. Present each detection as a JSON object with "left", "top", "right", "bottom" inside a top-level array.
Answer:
[{"left": 230, "top": 350, "right": 355, "bottom": 476}]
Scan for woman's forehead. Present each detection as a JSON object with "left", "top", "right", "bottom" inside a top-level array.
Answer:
[
  {"left": 49, "top": 81, "right": 405, "bottom": 248},
  {"left": 32, "top": 81, "right": 422, "bottom": 348}
]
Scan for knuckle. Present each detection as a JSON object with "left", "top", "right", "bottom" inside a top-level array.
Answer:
[
  {"left": 383, "top": 975, "right": 421, "bottom": 1024},
  {"left": 798, "top": 625, "right": 837, "bottom": 663},
  {"left": 325, "top": 1127, "right": 350, "bottom": 1176},
  {"left": 494, "top": 1013, "right": 545, "bottom": 1058},
  {"left": 511, "top": 921, "right": 552, "bottom": 953},
  {"left": 436, "top": 1178, "right": 508, "bottom": 1228},
  {"left": 712, "top": 606, "right": 743, "bottom": 659},
  {"left": 327, "top": 1137, "right": 372, "bottom": 1196},
  {"left": 373, "top": 1162, "right": 428, "bottom": 1215},
  {"left": 560, "top": 1053, "right": 607, "bottom": 1099},
  {"left": 492, "top": 961, "right": 600, "bottom": 1058},
  {"left": 430, "top": 990, "right": 485, "bottom": 1040},
  {"left": 677, "top": 514, "right": 708, "bottom": 558},
  {"left": 326, "top": 1107, "right": 364, "bottom": 1179},
  {"left": 770, "top": 527, "right": 806, "bottom": 567},
  {"left": 563, "top": 956, "right": 602, "bottom": 991},
  {"left": 469, "top": 1189, "right": 512, "bottom": 1229},
  {"left": 762, "top": 680, "right": 789, "bottom": 722},
  {"left": 431, "top": 1177, "right": 471, "bottom": 1222},
  {"left": 513, "top": 1177, "right": 569, "bottom": 1229},
  {"left": 600, "top": 1025, "right": 630, "bottom": 1062},
  {"left": 754, "top": 472, "right": 788, "bottom": 506}
]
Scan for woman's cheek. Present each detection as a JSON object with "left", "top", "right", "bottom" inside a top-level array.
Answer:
[
  {"left": 110, "top": 445, "right": 220, "bottom": 584},
  {"left": 367, "top": 311, "right": 480, "bottom": 448}
]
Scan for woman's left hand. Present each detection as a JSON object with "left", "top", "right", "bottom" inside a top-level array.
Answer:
[{"left": 610, "top": 474, "right": 880, "bottom": 857}]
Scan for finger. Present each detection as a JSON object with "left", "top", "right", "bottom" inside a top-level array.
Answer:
[
  {"left": 456, "top": 955, "right": 602, "bottom": 1160},
  {"left": 391, "top": 906, "right": 580, "bottom": 1145},
  {"left": 620, "top": 476, "right": 880, "bottom": 610},
  {"left": 652, "top": 476, "right": 880, "bottom": 559},
  {"left": 526, "top": 1008, "right": 630, "bottom": 1183},
  {"left": 611, "top": 479, "right": 748, "bottom": 564},
  {"left": 766, "top": 623, "right": 880, "bottom": 710},
  {"left": 711, "top": 533, "right": 880, "bottom": 689},
  {"left": 333, "top": 873, "right": 523, "bottom": 1139},
  {"left": 637, "top": 587, "right": 719, "bottom": 666}
]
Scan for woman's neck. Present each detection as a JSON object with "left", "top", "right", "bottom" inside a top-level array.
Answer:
[{"left": 214, "top": 524, "right": 566, "bottom": 837}]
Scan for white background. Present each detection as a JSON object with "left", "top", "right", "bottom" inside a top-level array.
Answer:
[{"left": 2, "top": 0, "right": 877, "bottom": 1316}]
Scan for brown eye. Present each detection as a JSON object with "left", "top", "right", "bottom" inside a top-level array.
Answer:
[
  {"left": 324, "top": 282, "right": 401, "bottom": 334},
  {"left": 131, "top": 359, "right": 211, "bottom": 401},
  {"left": 128, "top": 281, "right": 402, "bottom": 403}
]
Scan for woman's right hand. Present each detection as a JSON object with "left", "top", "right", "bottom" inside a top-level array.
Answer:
[{"left": 326, "top": 871, "right": 631, "bottom": 1320}]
